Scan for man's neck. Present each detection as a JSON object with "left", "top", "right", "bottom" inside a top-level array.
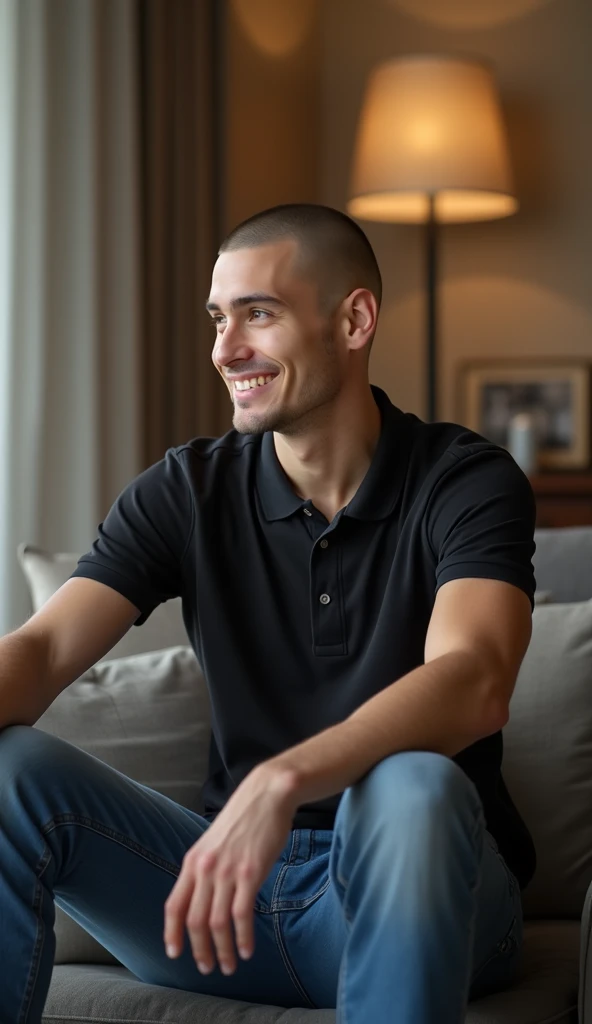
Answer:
[{"left": 273, "top": 386, "right": 382, "bottom": 524}]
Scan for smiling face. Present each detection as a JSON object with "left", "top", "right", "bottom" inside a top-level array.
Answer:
[{"left": 208, "top": 238, "right": 346, "bottom": 436}]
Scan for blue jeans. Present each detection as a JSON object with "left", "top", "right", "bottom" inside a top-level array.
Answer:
[{"left": 0, "top": 724, "right": 523, "bottom": 1023}]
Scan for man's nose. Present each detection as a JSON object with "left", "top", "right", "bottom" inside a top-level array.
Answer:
[{"left": 212, "top": 322, "right": 252, "bottom": 366}]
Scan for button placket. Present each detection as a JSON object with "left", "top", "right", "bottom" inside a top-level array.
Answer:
[{"left": 310, "top": 528, "right": 345, "bottom": 653}]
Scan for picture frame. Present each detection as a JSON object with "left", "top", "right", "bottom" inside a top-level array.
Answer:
[{"left": 457, "top": 360, "right": 591, "bottom": 470}]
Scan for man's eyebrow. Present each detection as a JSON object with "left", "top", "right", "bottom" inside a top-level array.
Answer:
[{"left": 205, "top": 293, "right": 287, "bottom": 313}]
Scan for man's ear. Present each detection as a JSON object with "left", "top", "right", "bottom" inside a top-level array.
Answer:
[{"left": 341, "top": 288, "right": 378, "bottom": 352}]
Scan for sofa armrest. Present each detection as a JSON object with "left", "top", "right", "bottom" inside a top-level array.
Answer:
[{"left": 580, "top": 878, "right": 592, "bottom": 1022}]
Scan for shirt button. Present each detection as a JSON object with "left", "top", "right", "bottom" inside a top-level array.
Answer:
[
  {"left": 320, "top": 539, "right": 329, "bottom": 549},
  {"left": 303, "top": 508, "right": 312, "bottom": 517},
  {"left": 319, "top": 593, "right": 331, "bottom": 605}
]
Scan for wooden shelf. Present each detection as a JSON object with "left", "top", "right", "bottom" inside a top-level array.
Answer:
[{"left": 528, "top": 472, "right": 592, "bottom": 527}]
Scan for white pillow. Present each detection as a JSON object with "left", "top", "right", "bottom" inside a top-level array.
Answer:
[{"left": 17, "top": 543, "right": 188, "bottom": 661}]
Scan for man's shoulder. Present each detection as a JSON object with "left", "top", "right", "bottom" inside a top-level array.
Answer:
[
  {"left": 403, "top": 414, "right": 513, "bottom": 477},
  {"left": 394, "top": 413, "right": 534, "bottom": 522}
]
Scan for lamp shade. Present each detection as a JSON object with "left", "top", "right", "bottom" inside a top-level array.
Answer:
[{"left": 348, "top": 55, "right": 518, "bottom": 224}]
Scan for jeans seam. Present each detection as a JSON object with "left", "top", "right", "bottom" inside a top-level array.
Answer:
[
  {"left": 272, "top": 910, "right": 316, "bottom": 1009},
  {"left": 493, "top": 846, "right": 520, "bottom": 900},
  {"left": 468, "top": 833, "right": 522, "bottom": 994},
  {"left": 269, "top": 861, "right": 290, "bottom": 912},
  {"left": 470, "top": 914, "right": 519, "bottom": 989},
  {"left": 266, "top": 830, "right": 299, "bottom": 912},
  {"left": 270, "top": 877, "right": 331, "bottom": 912},
  {"left": 330, "top": 828, "right": 350, "bottom": 906},
  {"left": 458, "top": 804, "right": 486, "bottom": 1015},
  {"left": 42, "top": 815, "right": 182, "bottom": 877},
  {"left": 336, "top": 935, "right": 348, "bottom": 1024},
  {"left": 19, "top": 845, "right": 52, "bottom": 1024},
  {"left": 288, "top": 830, "right": 301, "bottom": 864}
]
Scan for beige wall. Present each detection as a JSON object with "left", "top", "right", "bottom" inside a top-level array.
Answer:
[
  {"left": 223, "top": 0, "right": 321, "bottom": 234},
  {"left": 320, "top": 0, "right": 592, "bottom": 421}
]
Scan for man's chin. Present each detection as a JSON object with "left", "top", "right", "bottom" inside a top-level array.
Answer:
[{"left": 232, "top": 409, "right": 274, "bottom": 435}]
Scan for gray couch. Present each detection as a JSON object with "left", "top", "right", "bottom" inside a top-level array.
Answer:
[{"left": 14, "top": 528, "right": 592, "bottom": 1023}]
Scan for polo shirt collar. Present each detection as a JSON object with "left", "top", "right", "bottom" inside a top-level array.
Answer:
[{"left": 256, "top": 385, "right": 412, "bottom": 522}]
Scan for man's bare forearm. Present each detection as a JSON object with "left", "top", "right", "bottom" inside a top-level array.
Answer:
[
  {"left": 0, "top": 628, "right": 53, "bottom": 729},
  {"left": 266, "top": 650, "right": 507, "bottom": 809}
]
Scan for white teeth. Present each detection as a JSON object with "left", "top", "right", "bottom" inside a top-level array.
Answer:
[{"left": 235, "top": 375, "right": 276, "bottom": 391}]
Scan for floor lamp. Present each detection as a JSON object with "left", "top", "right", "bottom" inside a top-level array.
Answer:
[{"left": 347, "top": 55, "right": 518, "bottom": 422}]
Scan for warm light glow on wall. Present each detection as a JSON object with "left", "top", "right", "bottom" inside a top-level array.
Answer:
[
  {"left": 388, "top": 0, "right": 554, "bottom": 31},
  {"left": 233, "top": 0, "right": 316, "bottom": 57},
  {"left": 348, "top": 56, "right": 518, "bottom": 224}
]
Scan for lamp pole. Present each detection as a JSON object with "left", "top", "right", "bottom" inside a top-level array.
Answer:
[{"left": 426, "top": 193, "right": 438, "bottom": 422}]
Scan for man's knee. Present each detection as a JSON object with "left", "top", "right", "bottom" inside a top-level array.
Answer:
[
  {"left": 1, "top": 722, "right": 43, "bottom": 760},
  {"left": 336, "top": 750, "right": 481, "bottom": 834},
  {"left": 0, "top": 723, "right": 72, "bottom": 783}
]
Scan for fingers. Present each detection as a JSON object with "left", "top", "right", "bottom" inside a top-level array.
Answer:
[
  {"left": 164, "top": 851, "right": 256, "bottom": 976},
  {"left": 163, "top": 861, "right": 195, "bottom": 958},
  {"left": 204, "top": 870, "right": 240, "bottom": 974},
  {"left": 185, "top": 868, "right": 217, "bottom": 973},
  {"left": 232, "top": 860, "right": 257, "bottom": 960}
]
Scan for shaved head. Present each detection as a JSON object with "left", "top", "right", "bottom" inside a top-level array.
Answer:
[
  {"left": 210, "top": 206, "right": 381, "bottom": 436},
  {"left": 218, "top": 203, "right": 382, "bottom": 320}
]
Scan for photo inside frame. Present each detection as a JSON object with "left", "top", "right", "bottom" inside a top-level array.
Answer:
[{"left": 479, "top": 380, "right": 573, "bottom": 449}]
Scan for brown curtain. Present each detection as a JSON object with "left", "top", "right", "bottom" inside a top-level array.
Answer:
[{"left": 137, "top": 0, "right": 230, "bottom": 468}]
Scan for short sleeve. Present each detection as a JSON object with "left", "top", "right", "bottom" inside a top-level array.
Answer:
[
  {"left": 428, "top": 441, "right": 536, "bottom": 609},
  {"left": 69, "top": 448, "right": 195, "bottom": 625}
]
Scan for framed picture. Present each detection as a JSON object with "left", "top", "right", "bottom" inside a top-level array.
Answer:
[{"left": 457, "top": 360, "right": 591, "bottom": 470}]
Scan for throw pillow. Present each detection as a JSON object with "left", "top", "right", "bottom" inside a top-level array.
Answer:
[
  {"left": 34, "top": 645, "right": 211, "bottom": 966},
  {"left": 17, "top": 543, "right": 188, "bottom": 661},
  {"left": 503, "top": 599, "right": 592, "bottom": 919}
]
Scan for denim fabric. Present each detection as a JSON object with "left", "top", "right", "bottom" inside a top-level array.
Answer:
[{"left": 0, "top": 725, "right": 523, "bottom": 1023}]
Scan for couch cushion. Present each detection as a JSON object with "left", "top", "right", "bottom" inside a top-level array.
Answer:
[
  {"left": 503, "top": 599, "right": 592, "bottom": 919},
  {"left": 44, "top": 964, "right": 334, "bottom": 1023},
  {"left": 42, "top": 922, "right": 579, "bottom": 1024},
  {"left": 34, "top": 645, "right": 211, "bottom": 967},
  {"left": 533, "top": 527, "right": 592, "bottom": 603},
  {"left": 17, "top": 543, "right": 188, "bottom": 660}
]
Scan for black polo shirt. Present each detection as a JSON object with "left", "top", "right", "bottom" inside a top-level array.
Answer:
[{"left": 71, "top": 385, "right": 537, "bottom": 889}]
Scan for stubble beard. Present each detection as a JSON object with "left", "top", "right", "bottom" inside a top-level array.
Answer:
[{"left": 231, "top": 328, "right": 341, "bottom": 436}]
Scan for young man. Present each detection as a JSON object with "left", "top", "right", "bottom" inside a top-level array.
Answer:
[{"left": 0, "top": 204, "right": 535, "bottom": 1023}]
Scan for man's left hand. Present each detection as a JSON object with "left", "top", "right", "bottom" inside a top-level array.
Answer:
[{"left": 163, "top": 762, "right": 298, "bottom": 976}]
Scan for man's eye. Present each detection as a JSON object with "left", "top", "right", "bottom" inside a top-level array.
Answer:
[
  {"left": 250, "top": 309, "right": 269, "bottom": 320},
  {"left": 210, "top": 317, "right": 225, "bottom": 328}
]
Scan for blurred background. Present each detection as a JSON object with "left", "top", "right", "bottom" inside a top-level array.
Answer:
[{"left": 1, "top": 0, "right": 591, "bottom": 634}]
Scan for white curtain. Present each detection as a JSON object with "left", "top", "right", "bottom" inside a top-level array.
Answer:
[{"left": 0, "top": 0, "right": 140, "bottom": 635}]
